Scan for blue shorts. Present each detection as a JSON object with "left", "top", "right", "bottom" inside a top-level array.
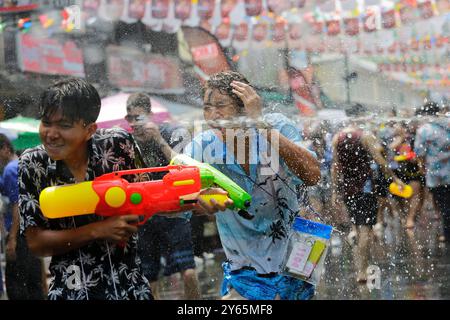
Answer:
[
  {"left": 221, "top": 262, "right": 315, "bottom": 300},
  {"left": 138, "top": 215, "right": 195, "bottom": 282}
]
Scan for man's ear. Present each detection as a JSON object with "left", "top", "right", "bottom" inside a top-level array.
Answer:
[{"left": 85, "top": 123, "right": 97, "bottom": 141}]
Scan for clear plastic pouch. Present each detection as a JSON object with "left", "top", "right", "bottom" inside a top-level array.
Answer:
[{"left": 281, "top": 217, "right": 332, "bottom": 286}]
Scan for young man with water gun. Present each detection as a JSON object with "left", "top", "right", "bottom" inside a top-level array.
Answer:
[
  {"left": 18, "top": 79, "right": 228, "bottom": 300},
  {"left": 182, "top": 71, "right": 321, "bottom": 300}
]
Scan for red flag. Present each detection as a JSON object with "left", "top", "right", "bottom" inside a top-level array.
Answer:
[
  {"left": 382, "top": 9, "right": 396, "bottom": 29},
  {"left": 267, "top": 0, "right": 290, "bottom": 15},
  {"left": 253, "top": 23, "right": 268, "bottom": 41},
  {"left": 152, "top": 0, "right": 169, "bottom": 19},
  {"left": 312, "top": 21, "right": 323, "bottom": 34},
  {"left": 215, "top": 22, "right": 231, "bottom": 40},
  {"left": 291, "top": 0, "right": 306, "bottom": 9},
  {"left": 244, "top": 0, "right": 262, "bottom": 17},
  {"left": 289, "top": 23, "right": 302, "bottom": 40},
  {"left": 234, "top": 23, "right": 249, "bottom": 41},
  {"left": 272, "top": 22, "right": 286, "bottom": 42},
  {"left": 221, "top": 0, "right": 236, "bottom": 18},
  {"left": 181, "top": 26, "right": 231, "bottom": 82},
  {"left": 128, "top": 0, "right": 145, "bottom": 20},
  {"left": 326, "top": 20, "right": 340, "bottom": 36},
  {"left": 174, "top": 0, "right": 191, "bottom": 20},
  {"left": 399, "top": 5, "right": 415, "bottom": 25},
  {"left": 198, "top": 0, "right": 215, "bottom": 20},
  {"left": 363, "top": 12, "right": 377, "bottom": 32},
  {"left": 344, "top": 18, "right": 359, "bottom": 36},
  {"left": 418, "top": 1, "right": 434, "bottom": 19}
]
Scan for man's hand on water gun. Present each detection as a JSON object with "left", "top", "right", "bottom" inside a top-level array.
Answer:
[
  {"left": 231, "top": 81, "right": 262, "bottom": 119},
  {"left": 92, "top": 215, "right": 139, "bottom": 244},
  {"left": 194, "top": 188, "right": 234, "bottom": 215},
  {"left": 393, "top": 178, "right": 406, "bottom": 191}
]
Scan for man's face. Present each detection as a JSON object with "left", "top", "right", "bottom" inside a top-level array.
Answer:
[
  {"left": 203, "top": 88, "right": 240, "bottom": 130},
  {"left": 125, "top": 106, "right": 152, "bottom": 131},
  {"left": 39, "top": 108, "right": 96, "bottom": 161}
]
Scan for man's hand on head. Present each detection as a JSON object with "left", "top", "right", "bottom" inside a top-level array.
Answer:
[{"left": 230, "top": 81, "right": 262, "bottom": 119}]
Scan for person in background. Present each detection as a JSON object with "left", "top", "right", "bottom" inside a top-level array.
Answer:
[
  {"left": 414, "top": 102, "right": 450, "bottom": 242},
  {"left": 0, "top": 134, "right": 46, "bottom": 299},
  {"left": 125, "top": 93, "right": 201, "bottom": 299}
]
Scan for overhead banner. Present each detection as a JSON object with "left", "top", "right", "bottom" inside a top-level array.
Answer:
[
  {"left": 106, "top": 45, "right": 185, "bottom": 94},
  {"left": 16, "top": 33, "right": 85, "bottom": 77}
]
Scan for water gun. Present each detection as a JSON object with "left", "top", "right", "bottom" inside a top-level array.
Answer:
[
  {"left": 39, "top": 165, "right": 240, "bottom": 224},
  {"left": 394, "top": 144, "right": 416, "bottom": 162},
  {"left": 170, "top": 154, "right": 254, "bottom": 220},
  {"left": 389, "top": 182, "right": 413, "bottom": 199}
]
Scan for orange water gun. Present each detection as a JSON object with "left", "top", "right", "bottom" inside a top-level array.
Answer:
[{"left": 39, "top": 165, "right": 233, "bottom": 224}]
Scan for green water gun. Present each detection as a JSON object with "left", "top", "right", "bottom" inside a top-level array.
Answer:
[{"left": 170, "top": 154, "right": 254, "bottom": 220}]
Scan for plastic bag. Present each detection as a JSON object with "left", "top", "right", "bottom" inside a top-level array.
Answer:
[{"left": 281, "top": 217, "right": 332, "bottom": 286}]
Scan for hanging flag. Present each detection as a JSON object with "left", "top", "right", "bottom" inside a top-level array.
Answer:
[
  {"left": 180, "top": 26, "right": 231, "bottom": 82},
  {"left": 221, "top": 0, "right": 236, "bottom": 18},
  {"left": 382, "top": 9, "right": 396, "bottom": 29},
  {"left": 289, "top": 22, "right": 302, "bottom": 40},
  {"left": 198, "top": 0, "right": 215, "bottom": 20},
  {"left": 344, "top": 17, "right": 359, "bottom": 36},
  {"left": 152, "top": 0, "right": 169, "bottom": 19},
  {"left": 326, "top": 20, "right": 340, "bottom": 36},
  {"left": 267, "top": 0, "right": 290, "bottom": 15},
  {"left": 272, "top": 21, "right": 286, "bottom": 42},
  {"left": 128, "top": 0, "right": 146, "bottom": 20},
  {"left": 312, "top": 21, "right": 324, "bottom": 34},
  {"left": 291, "top": 0, "right": 306, "bottom": 9},
  {"left": 244, "top": 0, "right": 262, "bottom": 17},
  {"left": 215, "top": 22, "right": 231, "bottom": 40},
  {"left": 253, "top": 22, "right": 268, "bottom": 41},
  {"left": 363, "top": 8, "right": 377, "bottom": 32},
  {"left": 234, "top": 23, "right": 249, "bottom": 41},
  {"left": 83, "top": 0, "right": 101, "bottom": 18},
  {"left": 399, "top": 3, "right": 415, "bottom": 25},
  {"left": 418, "top": 1, "right": 434, "bottom": 19},
  {"left": 174, "top": 0, "right": 191, "bottom": 20}
]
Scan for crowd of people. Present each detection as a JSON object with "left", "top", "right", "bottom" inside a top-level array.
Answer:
[{"left": 0, "top": 74, "right": 448, "bottom": 300}]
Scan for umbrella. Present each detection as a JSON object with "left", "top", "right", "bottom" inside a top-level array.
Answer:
[
  {"left": 0, "top": 116, "right": 41, "bottom": 151},
  {"left": 96, "top": 93, "right": 172, "bottom": 131}
]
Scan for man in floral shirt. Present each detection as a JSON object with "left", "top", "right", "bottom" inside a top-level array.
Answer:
[{"left": 19, "top": 79, "right": 228, "bottom": 300}]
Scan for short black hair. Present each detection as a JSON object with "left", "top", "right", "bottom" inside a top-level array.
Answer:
[
  {"left": 39, "top": 78, "right": 101, "bottom": 124},
  {"left": 126, "top": 93, "right": 152, "bottom": 113},
  {"left": 0, "top": 133, "right": 14, "bottom": 153},
  {"left": 415, "top": 101, "right": 440, "bottom": 116},
  {"left": 203, "top": 71, "right": 250, "bottom": 110}
]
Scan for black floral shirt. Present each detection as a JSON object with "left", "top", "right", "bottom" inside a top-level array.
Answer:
[{"left": 19, "top": 128, "right": 152, "bottom": 300}]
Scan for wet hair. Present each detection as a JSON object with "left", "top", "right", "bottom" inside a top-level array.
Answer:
[
  {"left": 39, "top": 78, "right": 101, "bottom": 124},
  {"left": 126, "top": 92, "right": 152, "bottom": 113},
  {"left": 0, "top": 133, "right": 14, "bottom": 153},
  {"left": 203, "top": 71, "right": 250, "bottom": 111},
  {"left": 345, "top": 103, "right": 367, "bottom": 117},
  {"left": 415, "top": 101, "right": 440, "bottom": 116}
]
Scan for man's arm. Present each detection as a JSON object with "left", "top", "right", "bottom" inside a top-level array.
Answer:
[
  {"left": 269, "top": 130, "right": 321, "bottom": 186},
  {"left": 362, "top": 133, "right": 404, "bottom": 187},
  {"left": 25, "top": 215, "right": 139, "bottom": 257},
  {"left": 5, "top": 204, "right": 20, "bottom": 260}
]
